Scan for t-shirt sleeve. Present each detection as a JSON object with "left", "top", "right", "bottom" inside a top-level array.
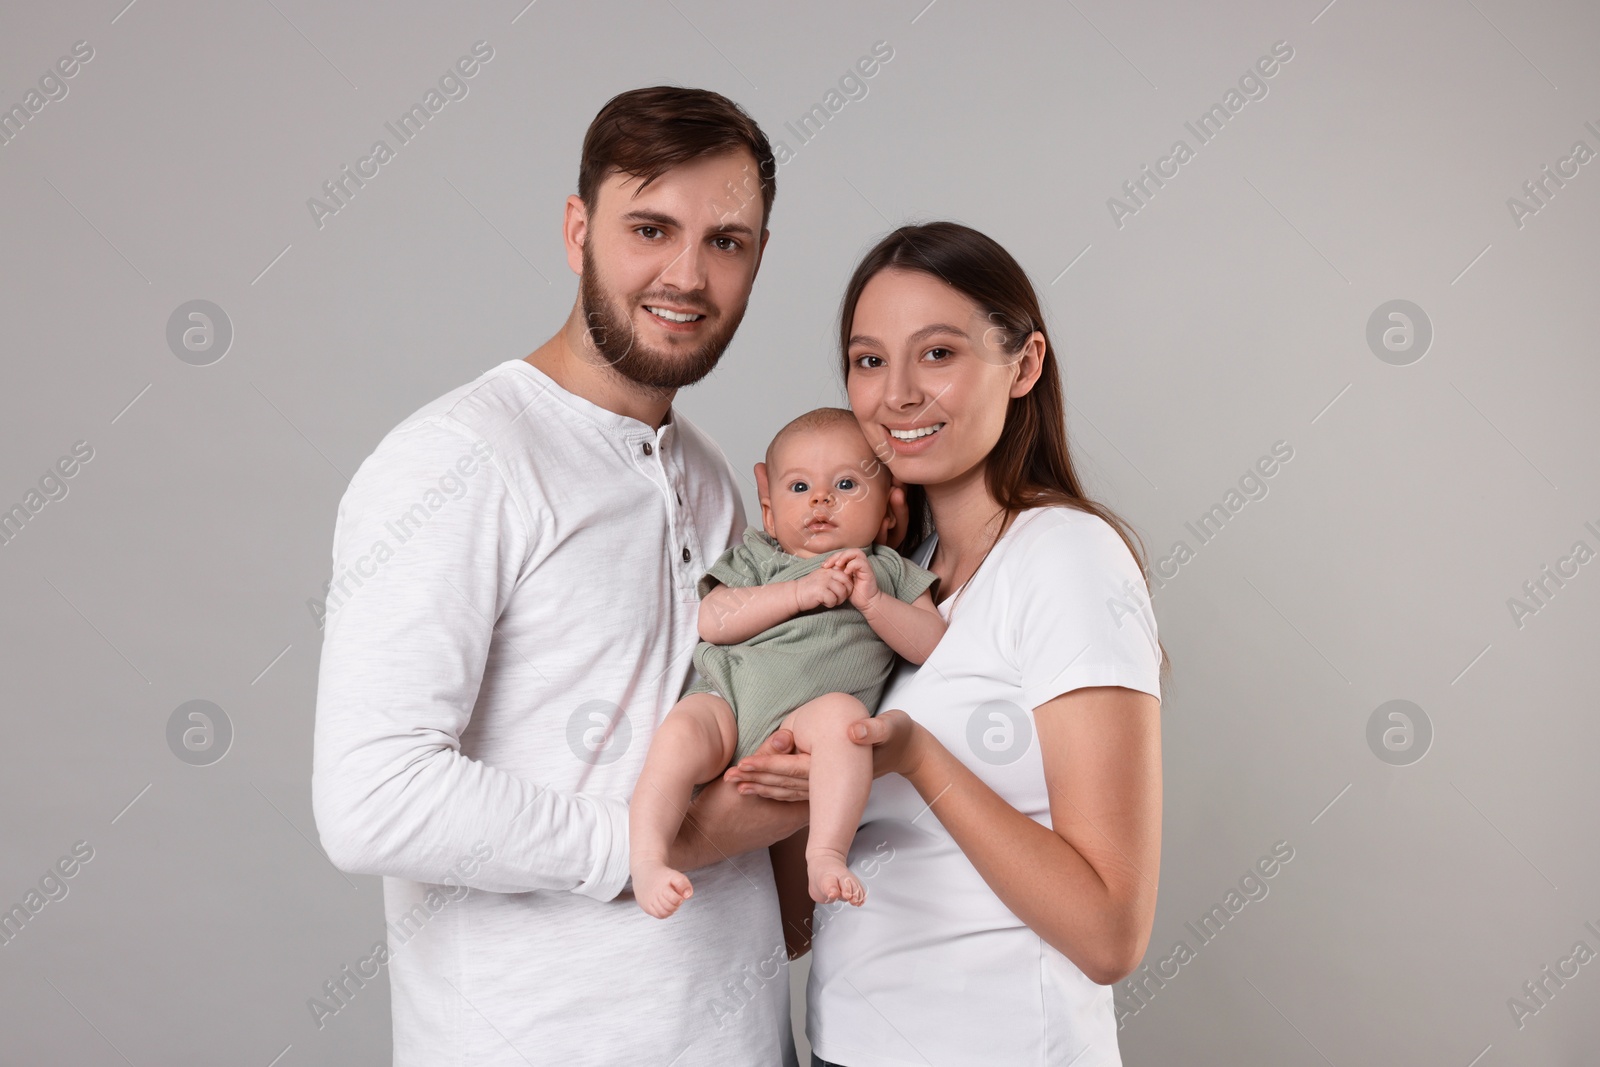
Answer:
[
  {"left": 1008, "top": 511, "right": 1162, "bottom": 710},
  {"left": 696, "top": 534, "right": 766, "bottom": 599},
  {"left": 312, "top": 417, "right": 631, "bottom": 902},
  {"left": 872, "top": 547, "right": 940, "bottom": 605}
]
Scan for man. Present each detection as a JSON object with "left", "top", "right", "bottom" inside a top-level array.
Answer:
[{"left": 312, "top": 86, "right": 812, "bottom": 1065}]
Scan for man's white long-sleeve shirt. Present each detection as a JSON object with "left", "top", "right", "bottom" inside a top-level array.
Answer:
[{"left": 311, "top": 357, "right": 797, "bottom": 1066}]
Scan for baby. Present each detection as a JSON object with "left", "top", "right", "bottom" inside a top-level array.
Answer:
[{"left": 629, "top": 407, "right": 948, "bottom": 918}]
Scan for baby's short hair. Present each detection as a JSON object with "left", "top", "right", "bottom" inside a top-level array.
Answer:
[{"left": 764, "top": 407, "right": 874, "bottom": 474}]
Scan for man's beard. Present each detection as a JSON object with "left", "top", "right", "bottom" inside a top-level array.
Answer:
[{"left": 578, "top": 243, "right": 745, "bottom": 391}]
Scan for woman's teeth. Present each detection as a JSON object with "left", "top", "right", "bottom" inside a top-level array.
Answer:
[
  {"left": 889, "top": 423, "right": 944, "bottom": 441},
  {"left": 646, "top": 306, "right": 704, "bottom": 323}
]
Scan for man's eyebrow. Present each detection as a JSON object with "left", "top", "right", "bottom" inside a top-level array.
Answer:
[
  {"left": 847, "top": 322, "right": 971, "bottom": 350},
  {"left": 619, "top": 209, "right": 756, "bottom": 239}
]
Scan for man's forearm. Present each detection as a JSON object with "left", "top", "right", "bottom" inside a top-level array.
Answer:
[{"left": 668, "top": 774, "right": 809, "bottom": 873}]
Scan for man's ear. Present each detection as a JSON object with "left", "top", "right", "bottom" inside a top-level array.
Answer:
[
  {"left": 754, "top": 461, "right": 776, "bottom": 538},
  {"left": 751, "top": 227, "right": 771, "bottom": 280},
  {"left": 563, "top": 194, "right": 588, "bottom": 275}
]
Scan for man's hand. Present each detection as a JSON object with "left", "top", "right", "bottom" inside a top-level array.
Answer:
[
  {"left": 731, "top": 709, "right": 927, "bottom": 800},
  {"left": 723, "top": 727, "right": 810, "bottom": 801}
]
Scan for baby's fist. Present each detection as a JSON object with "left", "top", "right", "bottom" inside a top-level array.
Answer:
[
  {"left": 831, "top": 549, "right": 880, "bottom": 609},
  {"left": 796, "top": 566, "right": 853, "bottom": 611}
]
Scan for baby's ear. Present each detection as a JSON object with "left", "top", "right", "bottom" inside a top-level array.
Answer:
[
  {"left": 754, "top": 462, "right": 777, "bottom": 538},
  {"left": 875, "top": 484, "right": 902, "bottom": 548}
]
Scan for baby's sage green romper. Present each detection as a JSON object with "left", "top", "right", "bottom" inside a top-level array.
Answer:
[{"left": 685, "top": 524, "right": 940, "bottom": 766}]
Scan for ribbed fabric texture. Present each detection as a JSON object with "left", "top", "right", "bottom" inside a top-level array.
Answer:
[{"left": 686, "top": 524, "right": 939, "bottom": 763}]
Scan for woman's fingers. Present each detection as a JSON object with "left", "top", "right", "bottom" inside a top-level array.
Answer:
[
  {"left": 849, "top": 713, "right": 892, "bottom": 745},
  {"left": 851, "top": 709, "right": 919, "bottom": 778}
]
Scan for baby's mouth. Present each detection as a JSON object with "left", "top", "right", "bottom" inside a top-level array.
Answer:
[{"left": 805, "top": 516, "right": 836, "bottom": 532}]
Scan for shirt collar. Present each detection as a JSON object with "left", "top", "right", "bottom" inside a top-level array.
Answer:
[{"left": 506, "top": 358, "right": 678, "bottom": 448}]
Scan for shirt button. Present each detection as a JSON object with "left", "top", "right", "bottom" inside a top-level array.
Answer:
[
  {"left": 681, "top": 547, "right": 691, "bottom": 562},
  {"left": 642, "top": 442, "right": 654, "bottom": 456}
]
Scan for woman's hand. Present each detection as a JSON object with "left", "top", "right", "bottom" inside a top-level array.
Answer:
[{"left": 849, "top": 708, "right": 929, "bottom": 780}]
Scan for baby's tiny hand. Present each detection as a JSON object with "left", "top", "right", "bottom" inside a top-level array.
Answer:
[
  {"left": 830, "top": 549, "right": 880, "bottom": 610},
  {"left": 795, "top": 566, "right": 852, "bottom": 612}
]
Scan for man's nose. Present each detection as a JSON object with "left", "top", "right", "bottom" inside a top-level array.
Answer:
[{"left": 657, "top": 239, "right": 707, "bottom": 291}]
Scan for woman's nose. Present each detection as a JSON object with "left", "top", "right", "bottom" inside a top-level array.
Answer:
[{"left": 883, "top": 359, "right": 922, "bottom": 411}]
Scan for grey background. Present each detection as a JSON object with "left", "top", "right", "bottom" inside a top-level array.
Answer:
[{"left": 2, "top": 0, "right": 1596, "bottom": 1063}]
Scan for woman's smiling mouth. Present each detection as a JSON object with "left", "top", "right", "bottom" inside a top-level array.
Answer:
[{"left": 884, "top": 422, "right": 945, "bottom": 453}]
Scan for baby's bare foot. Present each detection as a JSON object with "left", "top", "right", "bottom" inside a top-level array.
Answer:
[
  {"left": 808, "top": 856, "right": 865, "bottom": 906},
  {"left": 632, "top": 862, "right": 694, "bottom": 919}
]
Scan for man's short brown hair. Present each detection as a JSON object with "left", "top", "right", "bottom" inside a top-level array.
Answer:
[{"left": 579, "top": 86, "right": 777, "bottom": 232}]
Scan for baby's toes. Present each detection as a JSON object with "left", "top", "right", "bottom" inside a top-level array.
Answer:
[{"left": 839, "top": 871, "right": 866, "bottom": 907}]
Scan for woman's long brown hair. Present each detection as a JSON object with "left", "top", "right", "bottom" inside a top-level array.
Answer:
[{"left": 838, "top": 220, "right": 1170, "bottom": 679}]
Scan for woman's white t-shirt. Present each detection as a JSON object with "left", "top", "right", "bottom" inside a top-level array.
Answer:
[{"left": 807, "top": 505, "right": 1162, "bottom": 1067}]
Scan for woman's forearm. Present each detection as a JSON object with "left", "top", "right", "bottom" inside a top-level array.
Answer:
[{"left": 902, "top": 737, "right": 1152, "bottom": 985}]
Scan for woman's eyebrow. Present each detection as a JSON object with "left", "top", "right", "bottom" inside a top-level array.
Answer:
[{"left": 848, "top": 322, "right": 970, "bottom": 348}]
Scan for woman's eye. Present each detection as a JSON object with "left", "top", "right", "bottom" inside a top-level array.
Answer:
[
  {"left": 925, "top": 346, "right": 952, "bottom": 361},
  {"left": 853, "top": 354, "right": 882, "bottom": 369}
]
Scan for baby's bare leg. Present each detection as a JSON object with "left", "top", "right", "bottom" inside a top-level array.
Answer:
[
  {"left": 783, "top": 693, "right": 873, "bottom": 906},
  {"left": 629, "top": 693, "right": 738, "bottom": 919}
]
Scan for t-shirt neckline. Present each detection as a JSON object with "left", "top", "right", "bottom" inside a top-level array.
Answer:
[{"left": 919, "top": 508, "right": 1044, "bottom": 613}]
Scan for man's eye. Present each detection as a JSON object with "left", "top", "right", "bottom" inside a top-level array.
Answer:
[
  {"left": 637, "top": 226, "right": 661, "bottom": 239},
  {"left": 713, "top": 236, "right": 739, "bottom": 251}
]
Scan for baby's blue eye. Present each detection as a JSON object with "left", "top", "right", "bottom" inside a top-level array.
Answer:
[
  {"left": 789, "top": 481, "right": 808, "bottom": 493},
  {"left": 837, "top": 478, "right": 856, "bottom": 491}
]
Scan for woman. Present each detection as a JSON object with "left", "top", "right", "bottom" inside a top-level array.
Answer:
[{"left": 732, "top": 221, "right": 1169, "bottom": 1066}]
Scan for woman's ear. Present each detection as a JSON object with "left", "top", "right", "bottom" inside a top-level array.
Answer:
[{"left": 1009, "top": 330, "right": 1047, "bottom": 399}]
